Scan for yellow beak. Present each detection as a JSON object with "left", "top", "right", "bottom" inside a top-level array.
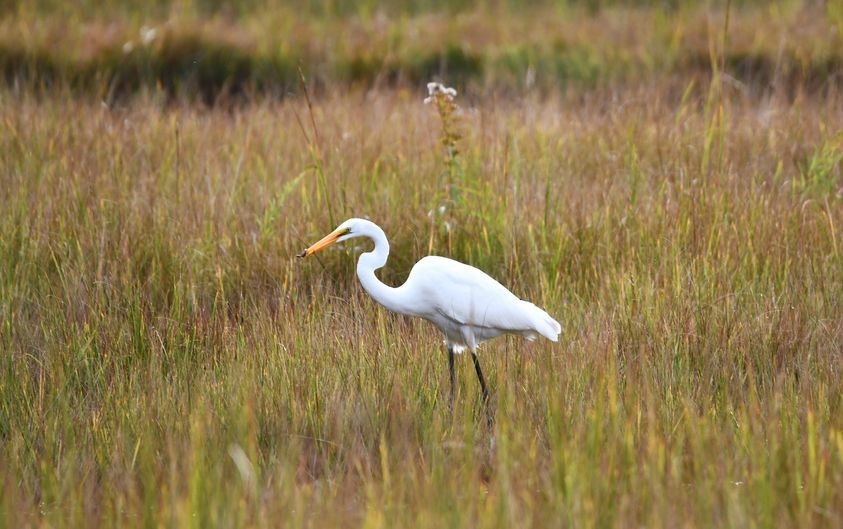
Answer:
[{"left": 297, "top": 228, "right": 345, "bottom": 258}]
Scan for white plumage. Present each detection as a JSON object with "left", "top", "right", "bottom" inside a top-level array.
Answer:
[
  {"left": 401, "top": 255, "right": 561, "bottom": 351},
  {"left": 299, "top": 218, "right": 561, "bottom": 404}
]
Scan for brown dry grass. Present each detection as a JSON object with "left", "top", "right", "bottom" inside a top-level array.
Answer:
[
  {"left": 2, "top": 79, "right": 842, "bottom": 526},
  {"left": 1, "top": 4, "right": 842, "bottom": 526}
]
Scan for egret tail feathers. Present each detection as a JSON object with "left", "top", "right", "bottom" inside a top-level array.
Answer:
[{"left": 522, "top": 301, "right": 562, "bottom": 342}]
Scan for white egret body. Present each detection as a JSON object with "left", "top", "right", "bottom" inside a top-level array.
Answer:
[{"left": 299, "top": 218, "right": 561, "bottom": 404}]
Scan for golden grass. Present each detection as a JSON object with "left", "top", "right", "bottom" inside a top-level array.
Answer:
[
  {"left": 0, "top": 5, "right": 843, "bottom": 528},
  {"left": 1, "top": 3, "right": 840, "bottom": 102},
  {"left": 0, "top": 22, "right": 842, "bottom": 527}
]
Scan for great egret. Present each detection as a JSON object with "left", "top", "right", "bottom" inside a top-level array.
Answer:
[{"left": 298, "top": 218, "right": 561, "bottom": 407}]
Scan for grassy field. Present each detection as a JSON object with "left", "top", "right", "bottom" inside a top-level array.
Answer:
[
  {"left": 2, "top": 3, "right": 841, "bottom": 101},
  {"left": 2, "top": 2, "right": 843, "bottom": 528}
]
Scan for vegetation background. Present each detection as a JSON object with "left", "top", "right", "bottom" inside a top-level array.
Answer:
[{"left": 1, "top": 0, "right": 842, "bottom": 527}]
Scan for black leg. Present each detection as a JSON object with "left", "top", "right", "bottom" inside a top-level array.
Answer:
[
  {"left": 471, "top": 352, "right": 489, "bottom": 403},
  {"left": 471, "top": 351, "right": 493, "bottom": 427},
  {"left": 448, "top": 345, "right": 456, "bottom": 410}
]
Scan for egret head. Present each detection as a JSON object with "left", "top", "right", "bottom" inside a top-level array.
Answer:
[{"left": 297, "top": 218, "right": 367, "bottom": 258}]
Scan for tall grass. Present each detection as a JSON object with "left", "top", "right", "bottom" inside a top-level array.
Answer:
[
  {"left": 1, "top": 3, "right": 840, "bottom": 102},
  {"left": 1, "top": 72, "right": 842, "bottom": 527}
]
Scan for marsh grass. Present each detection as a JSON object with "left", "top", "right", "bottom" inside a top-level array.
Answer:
[
  {"left": 1, "top": 42, "right": 842, "bottom": 529},
  {"left": 1, "top": 4, "right": 841, "bottom": 102},
  {"left": 2, "top": 80, "right": 842, "bottom": 527}
]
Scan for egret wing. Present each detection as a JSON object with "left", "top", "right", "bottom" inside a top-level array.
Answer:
[{"left": 405, "top": 256, "right": 560, "bottom": 341}]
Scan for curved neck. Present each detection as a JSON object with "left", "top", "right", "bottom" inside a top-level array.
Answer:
[{"left": 356, "top": 225, "right": 412, "bottom": 316}]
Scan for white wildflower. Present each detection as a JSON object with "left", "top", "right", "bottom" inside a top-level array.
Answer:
[
  {"left": 424, "top": 81, "right": 457, "bottom": 103},
  {"left": 140, "top": 26, "right": 158, "bottom": 46},
  {"left": 122, "top": 41, "right": 134, "bottom": 54},
  {"left": 428, "top": 205, "right": 447, "bottom": 217}
]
